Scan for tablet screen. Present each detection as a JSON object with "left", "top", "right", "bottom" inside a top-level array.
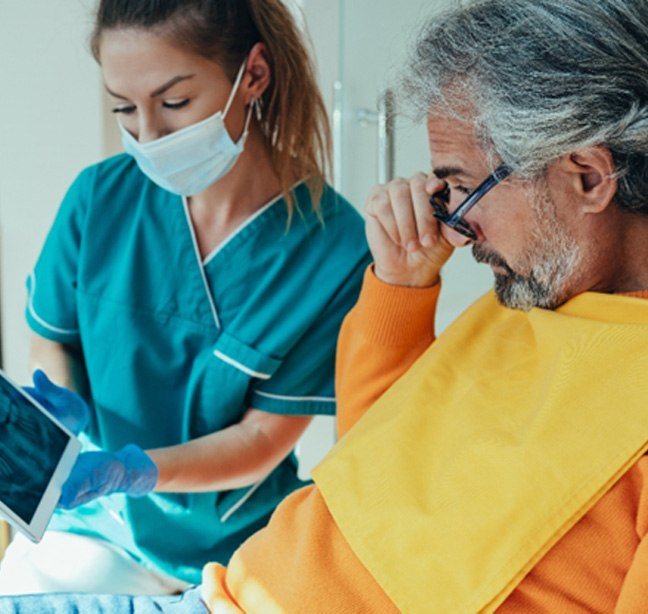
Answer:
[{"left": 0, "top": 379, "right": 69, "bottom": 524}]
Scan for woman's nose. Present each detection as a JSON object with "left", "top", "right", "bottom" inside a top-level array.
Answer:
[
  {"left": 137, "top": 118, "right": 162, "bottom": 144},
  {"left": 138, "top": 129, "right": 159, "bottom": 144}
]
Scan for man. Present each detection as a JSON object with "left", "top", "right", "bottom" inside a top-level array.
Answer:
[{"left": 3, "top": 0, "right": 648, "bottom": 611}]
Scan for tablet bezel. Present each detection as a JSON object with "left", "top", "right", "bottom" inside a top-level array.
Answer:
[{"left": 0, "top": 369, "right": 81, "bottom": 543}]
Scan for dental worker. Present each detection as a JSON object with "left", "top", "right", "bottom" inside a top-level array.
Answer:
[{"left": 0, "top": 0, "right": 369, "bottom": 596}]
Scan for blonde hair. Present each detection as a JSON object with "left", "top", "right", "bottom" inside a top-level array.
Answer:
[{"left": 92, "top": 0, "right": 331, "bottom": 220}]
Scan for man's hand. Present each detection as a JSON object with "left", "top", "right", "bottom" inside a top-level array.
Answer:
[{"left": 365, "top": 173, "right": 454, "bottom": 288}]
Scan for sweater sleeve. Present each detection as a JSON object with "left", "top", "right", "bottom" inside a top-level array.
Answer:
[
  {"left": 614, "top": 457, "right": 648, "bottom": 613},
  {"left": 335, "top": 266, "right": 441, "bottom": 438}
]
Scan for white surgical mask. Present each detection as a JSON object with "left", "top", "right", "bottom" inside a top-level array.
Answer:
[{"left": 120, "top": 61, "right": 254, "bottom": 196}]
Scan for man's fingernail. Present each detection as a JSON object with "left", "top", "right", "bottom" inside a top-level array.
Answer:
[
  {"left": 421, "top": 234, "right": 433, "bottom": 248},
  {"left": 407, "top": 240, "right": 419, "bottom": 253}
]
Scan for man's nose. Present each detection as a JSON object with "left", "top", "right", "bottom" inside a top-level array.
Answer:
[
  {"left": 426, "top": 176, "right": 473, "bottom": 247},
  {"left": 425, "top": 175, "right": 445, "bottom": 196},
  {"left": 441, "top": 224, "right": 473, "bottom": 248}
]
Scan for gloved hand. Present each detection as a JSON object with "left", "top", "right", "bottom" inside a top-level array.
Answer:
[
  {"left": 23, "top": 370, "right": 157, "bottom": 509},
  {"left": 24, "top": 370, "right": 89, "bottom": 436},
  {"left": 59, "top": 444, "right": 158, "bottom": 510}
]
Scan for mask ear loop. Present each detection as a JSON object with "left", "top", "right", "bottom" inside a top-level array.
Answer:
[{"left": 223, "top": 59, "right": 249, "bottom": 119}]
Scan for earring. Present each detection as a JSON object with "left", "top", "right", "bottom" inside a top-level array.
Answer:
[{"left": 253, "top": 98, "right": 263, "bottom": 121}]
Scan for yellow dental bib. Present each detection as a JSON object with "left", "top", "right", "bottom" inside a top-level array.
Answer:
[{"left": 313, "top": 290, "right": 648, "bottom": 613}]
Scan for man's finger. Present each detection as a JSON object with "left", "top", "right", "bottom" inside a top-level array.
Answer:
[
  {"left": 411, "top": 173, "right": 441, "bottom": 248},
  {"left": 388, "top": 178, "right": 419, "bottom": 252},
  {"left": 366, "top": 187, "right": 402, "bottom": 247}
]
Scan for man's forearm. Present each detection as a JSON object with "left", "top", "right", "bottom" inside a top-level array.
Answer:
[{"left": 335, "top": 266, "right": 441, "bottom": 438}]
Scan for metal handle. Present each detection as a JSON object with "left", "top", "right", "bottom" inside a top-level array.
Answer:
[
  {"left": 354, "top": 88, "right": 396, "bottom": 184},
  {"left": 377, "top": 89, "right": 396, "bottom": 184},
  {"left": 332, "top": 81, "right": 344, "bottom": 194}
]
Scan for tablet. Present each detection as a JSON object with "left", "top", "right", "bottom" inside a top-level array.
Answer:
[{"left": 0, "top": 369, "right": 80, "bottom": 542}]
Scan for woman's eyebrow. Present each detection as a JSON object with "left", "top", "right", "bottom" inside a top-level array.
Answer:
[
  {"left": 104, "top": 74, "right": 196, "bottom": 100},
  {"left": 149, "top": 74, "right": 195, "bottom": 98}
]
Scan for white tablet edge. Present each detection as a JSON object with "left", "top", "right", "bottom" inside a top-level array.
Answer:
[{"left": 0, "top": 370, "right": 81, "bottom": 543}]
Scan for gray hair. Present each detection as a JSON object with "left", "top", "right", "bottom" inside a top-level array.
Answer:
[{"left": 402, "top": 0, "right": 648, "bottom": 214}]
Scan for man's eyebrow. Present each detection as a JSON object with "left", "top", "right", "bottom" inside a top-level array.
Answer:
[
  {"left": 433, "top": 166, "right": 474, "bottom": 180},
  {"left": 104, "top": 74, "right": 196, "bottom": 100}
]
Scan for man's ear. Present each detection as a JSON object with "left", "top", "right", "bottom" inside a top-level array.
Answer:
[{"left": 559, "top": 146, "right": 618, "bottom": 214}]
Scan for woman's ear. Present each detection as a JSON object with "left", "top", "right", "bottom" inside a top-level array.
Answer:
[
  {"left": 242, "top": 42, "right": 271, "bottom": 104},
  {"left": 560, "top": 146, "right": 618, "bottom": 214}
]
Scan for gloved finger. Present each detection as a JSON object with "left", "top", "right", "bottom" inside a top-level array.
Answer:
[
  {"left": 22, "top": 386, "right": 49, "bottom": 407},
  {"left": 57, "top": 447, "right": 156, "bottom": 510},
  {"left": 59, "top": 481, "right": 104, "bottom": 510},
  {"left": 114, "top": 445, "right": 159, "bottom": 496},
  {"left": 58, "top": 478, "right": 88, "bottom": 510},
  {"left": 24, "top": 386, "right": 85, "bottom": 437},
  {"left": 22, "top": 386, "right": 50, "bottom": 410},
  {"left": 23, "top": 386, "right": 67, "bottom": 427},
  {"left": 32, "top": 370, "right": 89, "bottom": 435},
  {"left": 33, "top": 369, "right": 67, "bottom": 399},
  {"left": 57, "top": 452, "right": 112, "bottom": 509}
]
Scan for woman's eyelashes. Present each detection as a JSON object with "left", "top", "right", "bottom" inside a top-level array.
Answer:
[
  {"left": 112, "top": 105, "right": 136, "bottom": 115},
  {"left": 112, "top": 99, "right": 191, "bottom": 114},
  {"left": 162, "top": 99, "right": 191, "bottom": 110}
]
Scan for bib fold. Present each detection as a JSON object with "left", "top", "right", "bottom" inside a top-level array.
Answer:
[{"left": 314, "top": 291, "right": 648, "bottom": 613}]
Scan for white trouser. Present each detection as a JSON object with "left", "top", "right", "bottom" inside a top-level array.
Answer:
[{"left": 0, "top": 531, "right": 192, "bottom": 596}]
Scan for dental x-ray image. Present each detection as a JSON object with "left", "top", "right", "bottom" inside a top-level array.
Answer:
[{"left": 0, "top": 379, "right": 68, "bottom": 524}]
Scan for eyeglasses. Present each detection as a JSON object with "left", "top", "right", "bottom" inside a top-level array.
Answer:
[{"left": 429, "top": 164, "right": 512, "bottom": 241}]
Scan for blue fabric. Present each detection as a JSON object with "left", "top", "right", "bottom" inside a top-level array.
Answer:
[
  {"left": 26, "top": 154, "right": 371, "bottom": 583},
  {"left": 0, "top": 585, "right": 207, "bottom": 613}
]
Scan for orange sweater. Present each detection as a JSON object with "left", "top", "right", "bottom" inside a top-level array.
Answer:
[{"left": 203, "top": 270, "right": 648, "bottom": 612}]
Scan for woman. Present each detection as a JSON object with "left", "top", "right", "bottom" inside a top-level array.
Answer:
[{"left": 0, "top": 0, "right": 369, "bottom": 595}]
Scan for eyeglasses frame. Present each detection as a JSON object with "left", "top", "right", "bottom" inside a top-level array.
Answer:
[{"left": 429, "top": 163, "right": 513, "bottom": 241}]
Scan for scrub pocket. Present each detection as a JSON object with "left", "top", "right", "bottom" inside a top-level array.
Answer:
[
  {"left": 212, "top": 331, "right": 283, "bottom": 384},
  {"left": 192, "top": 332, "right": 289, "bottom": 524},
  {"left": 191, "top": 331, "right": 283, "bottom": 436}
]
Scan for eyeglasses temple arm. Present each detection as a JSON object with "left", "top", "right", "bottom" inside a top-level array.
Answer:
[{"left": 446, "top": 164, "right": 513, "bottom": 224}]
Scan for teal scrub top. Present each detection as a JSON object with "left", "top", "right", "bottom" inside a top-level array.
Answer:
[{"left": 26, "top": 154, "right": 371, "bottom": 583}]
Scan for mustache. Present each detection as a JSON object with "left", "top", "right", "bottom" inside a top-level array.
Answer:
[{"left": 471, "top": 244, "right": 516, "bottom": 275}]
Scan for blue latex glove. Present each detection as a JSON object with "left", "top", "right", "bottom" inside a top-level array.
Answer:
[
  {"left": 24, "top": 370, "right": 89, "bottom": 436},
  {"left": 59, "top": 444, "right": 158, "bottom": 510},
  {"left": 23, "top": 370, "right": 157, "bottom": 510}
]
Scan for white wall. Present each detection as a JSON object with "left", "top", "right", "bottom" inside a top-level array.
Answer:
[
  {"left": 0, "top": 0, "right": 104, "bottom": 383},
  {"left": 290, "top": 0, "right": 343, "bottom": 477}
]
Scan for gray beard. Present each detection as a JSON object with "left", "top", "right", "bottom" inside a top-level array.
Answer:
[{"left": 472, "top": 185, "right": 582, "bottom": 311}]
